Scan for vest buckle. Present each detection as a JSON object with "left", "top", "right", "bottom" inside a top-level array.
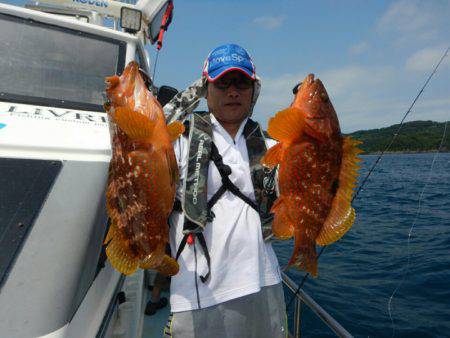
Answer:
[{"left": 187, "top": 233, "right": 195, "bottom": 245}]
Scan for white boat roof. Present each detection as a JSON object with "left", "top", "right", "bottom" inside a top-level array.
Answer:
[{"left": 0, "top": 2, "right": 140, "bottom": 41}]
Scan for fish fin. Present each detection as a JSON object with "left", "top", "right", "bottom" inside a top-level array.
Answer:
[
  {"left": 316, "top": 137, "right": 362, "bottom": 246},
  {"left": 140, "top": 247, "right": 179, "bottom": 276},
  {"left": 267, "top": 107, "right": 306, "bottom": 143},
  {"left": 270, "top": 196, "right": 295, "bottom": 239},
  {"left": 139, "top": 243, "right": 165, "bottom": 269},
  {"left": 114, "top": 106, "right": 155, "bottom": 139},
  {"left": 286, "top": 216, "right": 319, "bottom": 277},
  {"left": 165, "top": 149, "right": 179, "bottom": 187},
  {"left": 296, "top": 242, "right": 318, "bottom": 277},
  {"left": 155, "top": 255, "right": 180, "bottom": 276},
  {"left": 261, "top": 142, "right": 283, "bottom": 168},
  {"left": 167, "top": 121, "right": 185, "bottom": 142},
  {"left": 105, "top": 225, "right": 139, "bottom": 275}
]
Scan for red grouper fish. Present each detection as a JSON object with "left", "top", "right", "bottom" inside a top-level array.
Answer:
[
  {"left": 104, "top": 61, "right": 184, "bottom": 276},
  {"left": 261, "top": 74, "right": 362, "bottom": 277}
]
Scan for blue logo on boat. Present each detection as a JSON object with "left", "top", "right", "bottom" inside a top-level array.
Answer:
[
  {"left": 0, "top": 123, "right": 6, "bottom": 129},
  {"left": 73, "top": 0, "right": 108, "bottom": 8}
]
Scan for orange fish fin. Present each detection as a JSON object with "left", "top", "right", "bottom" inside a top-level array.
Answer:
[
  {"left": 270, "top": 196, "right": 295, "bottom": 239},
  {"left": 297, "top": 248, "right": 318, "bottom": 277},
  {"left": 139, "top": 246, "right": 179, "bottom": 276},
  {"left": 139, "top": 243, "right": 165, "bottom": 269},
  {"left": 167, "top": 121, "right": 185, "bottom": 142},
  {"left": 316, "top": 137, "right": 362, "bottom": 246},
  {"left": 267, "top": 107, "right": 306, "bottom": 143},
  {"left": 156, "top": 255, "right": 180, "bottom": 276},
  {"left": 286, "top": 216, "right": 319, "bottom": 277},
  {"left": 261, "top": 142, "right": 283, "bottom": 168},
  {"left": 114, "top": 106, "right": 155, "bottom": 140},
  {"left": 105, "top": 224, "right": 139, "bottom": 275},
  {"left": 165, "top": 149, "right": 179, "bottom": 186}
]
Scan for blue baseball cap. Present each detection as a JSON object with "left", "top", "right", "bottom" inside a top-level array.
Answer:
[{"left": 202, "top": 43, "right": 256, "bottom": 82}]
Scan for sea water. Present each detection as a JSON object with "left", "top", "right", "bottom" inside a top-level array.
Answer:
[{"left": 273, "top": 153, "right": 450, "bottom": 338}]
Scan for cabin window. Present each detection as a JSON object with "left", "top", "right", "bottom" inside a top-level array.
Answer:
[{"left": 0, "top": 13, "right": 126, "bottom": 111}]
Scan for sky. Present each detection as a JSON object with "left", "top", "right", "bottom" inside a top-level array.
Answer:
[{"left": 4, "top": 0, "right": 450, "bottom": 132}]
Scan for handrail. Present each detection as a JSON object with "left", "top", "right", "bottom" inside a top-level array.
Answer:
[{"left": 281, "top": 272, "right": 353, "bottom": 338}]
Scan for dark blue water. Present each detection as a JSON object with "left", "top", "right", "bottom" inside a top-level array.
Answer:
[{"left": 273, "top": 153, "right": 450, "bottom": 338}]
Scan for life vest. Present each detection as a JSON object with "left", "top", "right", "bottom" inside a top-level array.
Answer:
[{"left": 174, "top": 111, "right": 278, "bottom": 284}]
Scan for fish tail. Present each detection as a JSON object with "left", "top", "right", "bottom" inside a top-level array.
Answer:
[
  {"left": 297, "top": 247, "right": 318, "bottom": 277},
  {"left": 155, "top": 255, "right": 180, "bottom": 277},
  {"left": 138, "top": 245, "right": 179, "bottom": 276},
  {"left": 105, "top": 225, "right": 139, "bottom": 275},
  {"left": 139, "top": 244, "right": 165, "bottom": 270},
  {"left": 288, "top": 228, "right": 318, "bottom": 277},
  {"left": 316, "top": 137, "right": 362, "bottom": 246},
  {"left": 267, "top": 107, "right": 306, "bottom": 143}
]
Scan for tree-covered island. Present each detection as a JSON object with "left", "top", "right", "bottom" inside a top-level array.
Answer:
[{"left": 347, "top": 120, "right": 450, "bottom": 154}]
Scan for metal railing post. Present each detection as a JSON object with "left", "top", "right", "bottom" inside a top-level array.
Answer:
[
  {"left": 281, "top": 272, "right": 353, "bottom": 338},
  {"left": 294, "top": 298, "right": 301, "bottom": 337}
]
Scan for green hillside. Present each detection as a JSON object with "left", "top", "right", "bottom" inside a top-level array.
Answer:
[{"left": 347, "top": 120, "right": 450, "bottom": 154}]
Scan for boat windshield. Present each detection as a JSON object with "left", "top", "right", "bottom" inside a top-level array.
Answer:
[{"left": 0, "top": 13, "right": 126, "bottom": 111}]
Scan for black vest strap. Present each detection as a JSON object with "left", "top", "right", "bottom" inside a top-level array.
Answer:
[
  {"left": 175, "top": 232, "right": 211, "bottom": 284},
  {"left": 207, "top": 142, "right": 270, "bottom": 219}
]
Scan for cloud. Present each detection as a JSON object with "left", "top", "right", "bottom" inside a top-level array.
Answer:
[
  {"left": 255, "top": 65, "right": 397, "bottom": 132},
  {"left": 252, "top": 16, "right": 285, "bottom": 30},
  {"left": 405, "top": 45, "right": 450, "bottom": 72},
  {"left": 376, "top": 0, "right": 450, "bottom": 46},
  {"left": 349, "top": 42, "right": 370, "bottom": 55},
  {"left": 377, "top": 1, "right": 432, "bottom": 34},
  {"left": 254, "top": 72, "right": 305, "bottom": 128}
]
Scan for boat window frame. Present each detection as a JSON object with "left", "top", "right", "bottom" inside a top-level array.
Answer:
[
  {"left": 0, "top": 13, "right": 126, "bottom": 112},
  {"left": 135, "top": 43, "right": 150, "bottom": 74}
]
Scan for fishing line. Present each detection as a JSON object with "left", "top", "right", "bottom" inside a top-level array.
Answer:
[
  {"left": 152, "top": 49, "right": 160, "bottom": 87},
  {"left": 285, "top": 46, "right": 449, "bottom": 311},
  {"left": 387, "top": 121, "right": 448, "bottom": 338},
  {"left": 352, "top": 46, "right": 449, "bottom": 202}
]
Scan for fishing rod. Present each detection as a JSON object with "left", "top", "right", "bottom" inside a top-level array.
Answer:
[{"left": 286, "top": 45, "right": 450, "bottom": 310}]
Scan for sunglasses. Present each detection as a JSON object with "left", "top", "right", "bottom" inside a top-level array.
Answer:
[{"left": 213, "top": 74, "right": 254, "bottom": 90}]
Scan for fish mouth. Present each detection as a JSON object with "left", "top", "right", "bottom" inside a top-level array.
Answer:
[{"left": 304, "top": 73, "right": 316, "bottom": 86}]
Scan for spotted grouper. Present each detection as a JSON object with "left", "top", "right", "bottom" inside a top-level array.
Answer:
[
  {"left": 104, "top": 61, "right": 184, "bottom": 276},
  {"left": 261, "top": 74, "right": 362, "bottom": 276}
]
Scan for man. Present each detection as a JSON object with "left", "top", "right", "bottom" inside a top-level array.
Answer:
[{"left": 166, "top": 44, "right": 286, "bottom": 338}]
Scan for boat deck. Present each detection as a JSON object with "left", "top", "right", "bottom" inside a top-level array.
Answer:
[
  {"left": 141, "top": 272, "right": 171, "bottom": 338},
  {"left": 142, "top": 291, "right": 170, "bottom": 338}
]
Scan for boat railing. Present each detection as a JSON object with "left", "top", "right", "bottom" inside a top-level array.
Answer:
[{"left": 281, "top": 272, "right": 353, "bottom": 338}]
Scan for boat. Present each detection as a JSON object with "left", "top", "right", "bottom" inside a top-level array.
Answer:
[{"left": 0, "top": 0, "right": 352, "bottom": 336}]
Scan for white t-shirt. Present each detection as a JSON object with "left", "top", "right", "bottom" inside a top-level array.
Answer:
[{"left": 169, "top": 114, "right": 281, "bottom": 313}]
